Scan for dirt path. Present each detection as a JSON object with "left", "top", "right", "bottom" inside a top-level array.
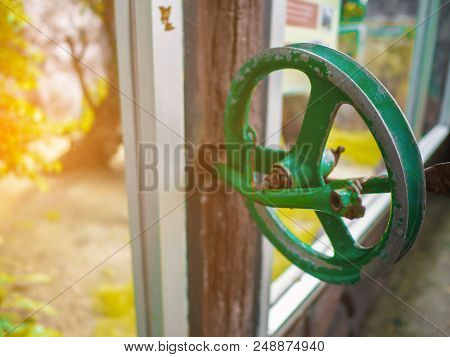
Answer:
[{"left": 0, "top": 170, "right": 134, "bottom": 336}]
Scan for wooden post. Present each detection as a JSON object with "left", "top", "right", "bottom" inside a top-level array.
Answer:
[{"left": 184, "top": 0, "right": 270, "bottom": 336}]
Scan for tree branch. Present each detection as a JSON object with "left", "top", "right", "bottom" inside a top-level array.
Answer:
[{"left": 66, "top": 36, "right": 96, "bottom": 110}]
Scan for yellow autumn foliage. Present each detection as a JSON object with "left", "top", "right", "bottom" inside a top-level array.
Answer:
[
  {"left": 92, "top": 281, "right": 136, "bottom": 337},
  {"left": 0, "top": 1, "right": 62, "bottom": 180}
]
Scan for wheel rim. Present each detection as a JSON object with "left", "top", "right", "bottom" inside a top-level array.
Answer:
[{"left": 224, "top": 44, "right": 426, "bottom": 284}]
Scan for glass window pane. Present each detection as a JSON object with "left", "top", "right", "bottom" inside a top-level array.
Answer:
[
  {"left": 270, "top": 0, "right": 419, "bottom": 283},
  {"left": 423, "top": 5, "right": 450, "bottom": 133}
]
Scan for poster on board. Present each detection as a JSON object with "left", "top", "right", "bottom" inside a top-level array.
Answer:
[{"left": 283, "top": 0, "right": 341, "bottom": 95}]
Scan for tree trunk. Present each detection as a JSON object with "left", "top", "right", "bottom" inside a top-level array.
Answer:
[
  {"left": 60, "top": 88, "right": 121, "bottom": 170},
  {"left": 184, "top": 0, "right": 270, "bottom": 336},
  {"left": 61, "top": 0, "right": 121, "bottom": 171}
]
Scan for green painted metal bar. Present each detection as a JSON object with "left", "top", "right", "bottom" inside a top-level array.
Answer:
[
  {"left": 254, "top": 146, "right": 338, "bottom": 177},
  {"left": 360, "top": 175, "right": 390, "bottom": 194},
  {"left": 329, "top": 175, "right": 391, "bottom": 194},
  {"left": 215, "top": 163, "right": 362, "bottom": 218}
]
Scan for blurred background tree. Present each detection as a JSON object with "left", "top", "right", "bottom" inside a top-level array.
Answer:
[
  {"left": 0, "top": 0, "right": 60, "bottom": 181},
  {"left": 58, "top": 0, "right": 121, "bottom": 170},
  {"left": 1, "top": 0, "right": 121, "bottom": 178},
  {"left": 0, "top": 0, "right": 125, "bottom": 336}
]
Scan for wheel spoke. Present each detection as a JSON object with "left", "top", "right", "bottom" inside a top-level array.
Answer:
[
  {"left": 316, "top": 212, "right": 364, "bottom": 259},
  {"left": 290, "top": 79, "right": 346, "bottom": 185}
]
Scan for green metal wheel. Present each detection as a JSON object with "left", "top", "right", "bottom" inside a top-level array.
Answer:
[{"left": 218, "top": 43, "right": 426, "bottom": 284}]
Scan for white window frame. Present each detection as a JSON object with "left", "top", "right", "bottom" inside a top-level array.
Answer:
[{"left": 114, "top": 0, "right": 188, "bottom": 337}]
